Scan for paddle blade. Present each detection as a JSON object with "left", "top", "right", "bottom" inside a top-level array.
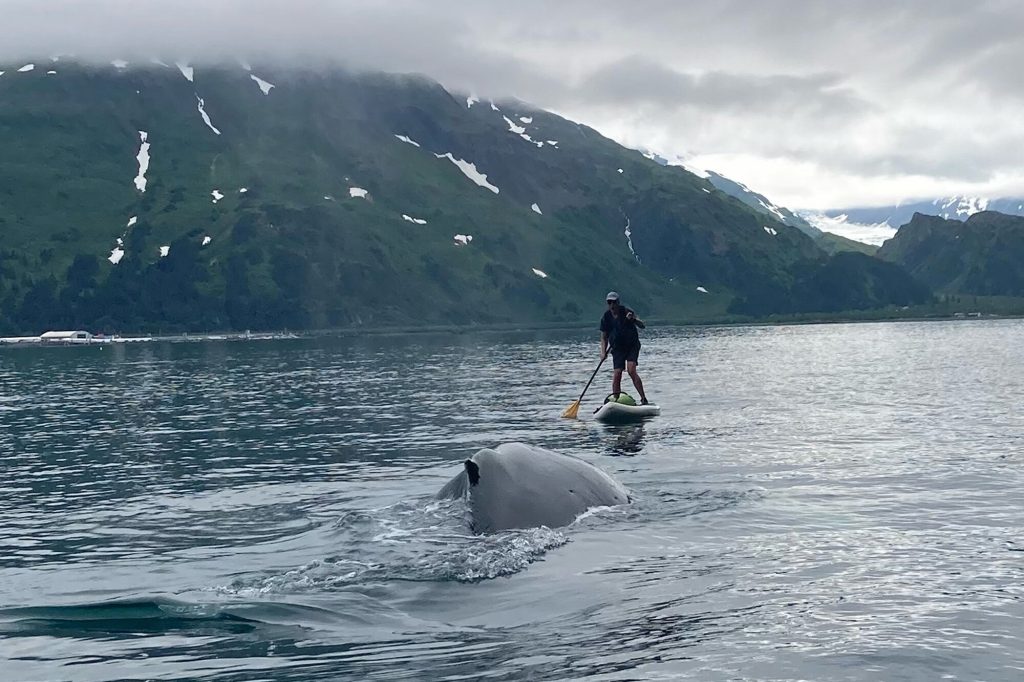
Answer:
[{"left": 561, "top": 400, "right": 581, "bottom": 419}]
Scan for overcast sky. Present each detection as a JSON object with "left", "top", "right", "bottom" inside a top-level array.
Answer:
[{"left": 2, "top": 0, "right": 1022, "bottom": 209}]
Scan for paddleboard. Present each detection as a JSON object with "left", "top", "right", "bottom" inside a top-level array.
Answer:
[{"left": 593, "top": 401, "right": 660, "bottom": 423}]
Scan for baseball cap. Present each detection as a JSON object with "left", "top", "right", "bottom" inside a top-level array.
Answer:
[{"left": 606, "top": 291, "right": 620, "bottom": 302}]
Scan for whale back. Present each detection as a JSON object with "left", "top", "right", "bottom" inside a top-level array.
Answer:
[{"left": 436, "top": 442, "right": 629, "bottom": 533}]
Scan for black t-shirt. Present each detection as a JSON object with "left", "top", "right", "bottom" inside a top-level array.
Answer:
[{"left": 600, "top": 307, "right": 640, "bottom": 349}]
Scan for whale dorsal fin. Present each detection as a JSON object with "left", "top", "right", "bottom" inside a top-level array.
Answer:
[{"left": 464, "top": 459, "right": 480, "bottom": 486}]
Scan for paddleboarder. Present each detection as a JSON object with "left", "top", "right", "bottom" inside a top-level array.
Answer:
[{"left": 599, "top": 291, "right": 649, "bottom": 405}]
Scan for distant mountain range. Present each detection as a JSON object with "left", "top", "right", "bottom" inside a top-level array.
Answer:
[
  {"left": 878, "top": 211, "right": 1024, "bottom": 296},
  {"left": 832, "top": 196, "right": 1024, "bottom": 226}
]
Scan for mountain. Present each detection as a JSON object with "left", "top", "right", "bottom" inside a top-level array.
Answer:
[
  {"left": 877, "top": 211, "right": 1024, "bottom": 295},
  {"left": 823, "top": 196, "right": 1024, "bottom": 231},
  {"left": 703, "top": 171, "right": 819, "bottom": 235},
  {"left": 0, "top": 59, "right": 925, "bottom": 334},
  {"left": 637, "top": 155, "right": 880, "bottom": 257}
]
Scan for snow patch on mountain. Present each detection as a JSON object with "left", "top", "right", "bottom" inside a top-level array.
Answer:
[
  {"left": 504, "top": 116, "right": 526, "bottom": 134},
  {"left": 212, "top": 190, "right": 224, "bottom": 203},
  {"left": 531, "top": 203, "right": 543, "bottom": 215},
  {"left": 127, "top": 216, "right": 137, "bottom": 228},
  {"left": 402, "top": 214, "right": 427, "bottom": 224},
  {"left": 394, "top": 134, "right": 421, "bottom": 147},
  {"left": 519, "top": 116, "right": 533, "bottom": 124},
  {"left": 757, "top": 198, "right": 787, "bottom": 222},
  {"left": 349, "top": 187, "right": 369, "bottom": 199},
  {"left": 176, "top": 62, "right": 194, "bottom": 82},
  {"left": 763, "top": 226, "right": 778, "bottom": 236},
  {"left": 18, "top": 64, "right": 34, "bottom": 72},
  {"left": 466, "top": 94, "right": 479, "bottom": 108},
  {"left": 250, "top": 74, "right": 274, "bottom": 95},
  {"left": 938, "top": 195, "right": 989, "bottom": 217},
  {"left": 133, "top": 131, "right": 150, "bottom": 192},
  {"left": 434, "top": 153, "right": 499, "bottom": 194},
  {"left": 112, "top": 60, "right": 128, "bottom": 69},
  {"left": 502, "top": 116, "right": 544, "bottom": 147},
  {"left": 108, "top": 247, "right": 125, "bottom": 265},
  {"left": 195, "top": 96, "right": 221, "bottom": 135},
  {"left": 532, "top": 268, "right": 548, "bottom": 278},
  {"left": 159, "top": 246, "right": 170, "bottom": 257},
  {"left": 454, "top": 234, "right": 473, "bottom": 246},
  {"left": 696, "top": 286, "right": 709, "bottom": 294},
  {"left": 202, "top": 236, "right": 212, "bottom": 246},
  {"left": 624, "top": 215, "right": 640, "bottom": 263},
  {"left": 677, "top": 161, "right": 710, "bottom": 179}
]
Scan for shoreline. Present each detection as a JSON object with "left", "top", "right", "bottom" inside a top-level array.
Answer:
[{"left": 3, "top": 309, "right": 1021, "bottom": 349}]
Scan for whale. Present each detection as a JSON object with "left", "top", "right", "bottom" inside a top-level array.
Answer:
[{"left": 436, "top": 442, "right": 630, "bottom": 533}]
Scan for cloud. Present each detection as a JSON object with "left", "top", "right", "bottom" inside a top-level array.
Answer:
[
  {"left": 572, "top": 57, "right": 871, "bottom": 119},
  {"left": 0, "top": 0, "right": 1022, "bottom": 208}
]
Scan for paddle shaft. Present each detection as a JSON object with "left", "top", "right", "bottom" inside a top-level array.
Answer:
[{"left": 575, "top": 356, "right": 606, "bottom": 404}]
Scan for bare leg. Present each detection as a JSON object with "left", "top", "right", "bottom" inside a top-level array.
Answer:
[
  {"left": 612, "top": 368, "right": 623, "bottom": 398},
  {"left": 627, "top": 362, "right": 647, "bottom": 403}
]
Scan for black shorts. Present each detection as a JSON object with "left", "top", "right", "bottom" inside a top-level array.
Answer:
[{"left": 611, "top": 343, "right": 640, "bottom": 370}]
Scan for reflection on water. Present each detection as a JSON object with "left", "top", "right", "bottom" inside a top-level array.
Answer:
[
  {"left": 1, "top": 321, "right": 1024, "bottom": 681},
  {"left": 603, "top": 423, "right": 648, "bottom": 456}
]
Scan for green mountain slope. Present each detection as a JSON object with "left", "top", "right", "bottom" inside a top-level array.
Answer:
[
  {"left": 0, "top": 60, "right": 925, "bottom": 334},
  {"left": 815, "top": 232, "right": 879, "bottom": 256},
  {"left": 877, "top": 211, "right": 1024, "bottom": 295}
]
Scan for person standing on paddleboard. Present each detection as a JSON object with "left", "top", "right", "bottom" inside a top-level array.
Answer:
[{"left": 599, "top": 291, "right": 649, "bottom": 405}]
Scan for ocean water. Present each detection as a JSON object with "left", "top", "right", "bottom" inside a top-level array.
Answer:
[{"left": 1, "top": 320, "right": 1022, "bottom": 681}]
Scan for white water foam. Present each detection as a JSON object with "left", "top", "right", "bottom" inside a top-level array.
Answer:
[{"left": 218, "top": 498, "right": 570, "bottom": 594}]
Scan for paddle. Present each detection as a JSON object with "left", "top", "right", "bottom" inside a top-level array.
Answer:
[{"left": 561, "top": 356, "right": 606, "bottom": 419}]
